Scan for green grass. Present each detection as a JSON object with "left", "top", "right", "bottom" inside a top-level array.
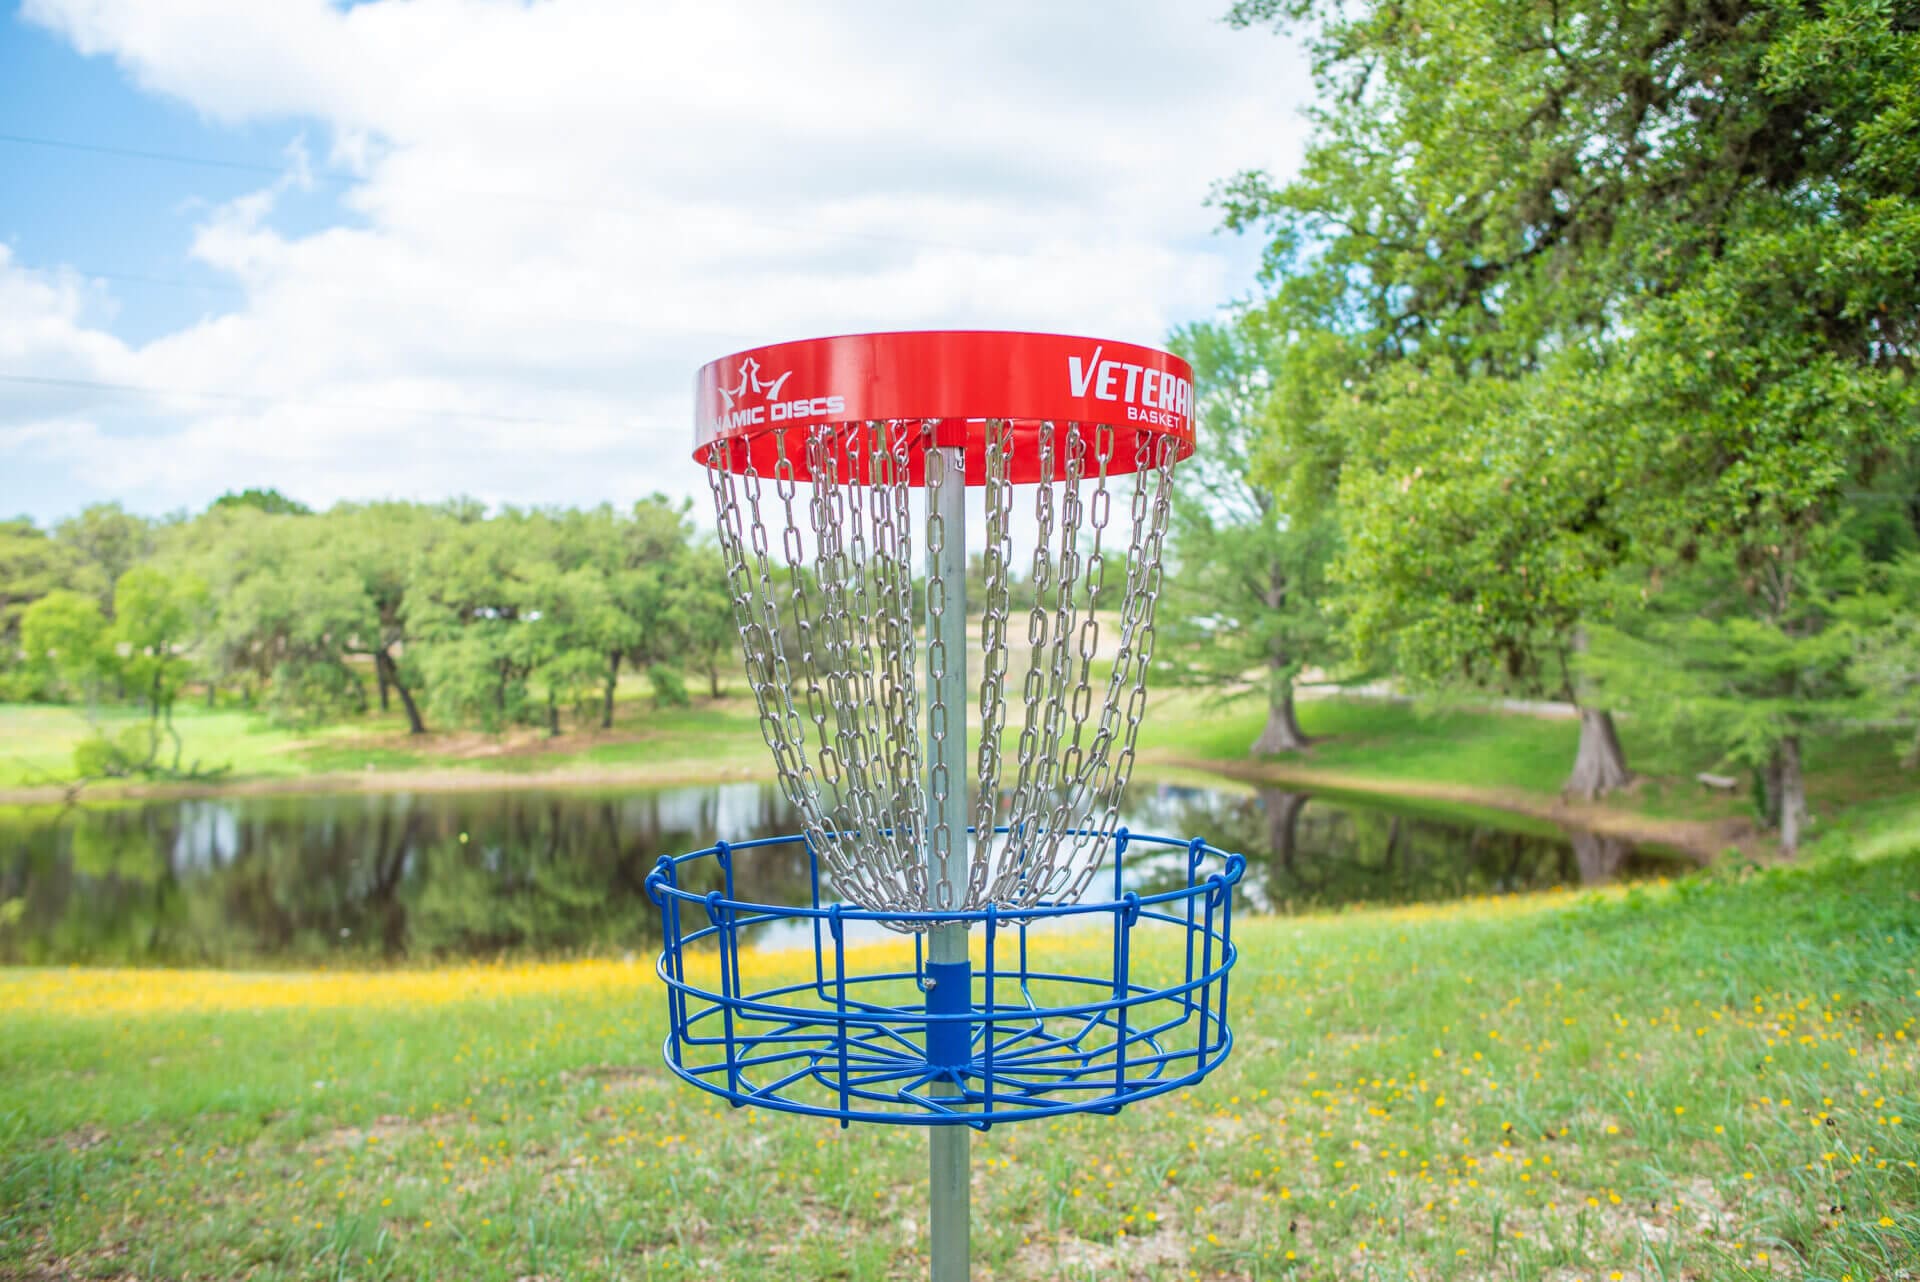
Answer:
[
  {"left": 1142, "top": 693, "right": 1586, "bottom": 796},
  {"left": 0, "top": 691, "right": 772, "bottom": 792},
  {"left": 1140, "top": 691, "right": 1919, "bottom": 840},
  {"left": 3, "top": 849, "right": 1916, "bottom": 1280},
  {"left": 0, "top": 704, "right": 326, "bottom": 787}
]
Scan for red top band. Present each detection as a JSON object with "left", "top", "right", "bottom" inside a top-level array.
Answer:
[{"left": 692, "top": 330, "right": 1195, "bottom": 484}]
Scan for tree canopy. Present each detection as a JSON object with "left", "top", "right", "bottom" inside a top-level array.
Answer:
[
  {"left": 0, "top": 498, "right": 739, "bottom": 776},
  {"left": 1209, "top": 0, "right": 1919, "bottom": 845}
]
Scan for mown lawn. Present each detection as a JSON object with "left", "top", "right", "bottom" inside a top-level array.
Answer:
[
  {"left": 0, "top": 693, "right": 771, "bottom": 792},
  {"left": 1138, "top": 691, "right": 1919, "bottom": 842},
  {"left": 3, "top": 849, "right": 1915, "bottom": 1280}
]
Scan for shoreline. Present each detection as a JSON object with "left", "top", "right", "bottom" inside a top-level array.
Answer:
[
  {"left": 1171, "top": 755, "right": 1747, "bottom": 860},
  {"left": 0, "top": 759, "right": 777, "bottom": 808},
  {"left": 1, "top": 750, "right": 1744, "bottom": 859}
]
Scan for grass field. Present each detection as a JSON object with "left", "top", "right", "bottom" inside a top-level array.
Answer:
[
  {"left": 0, "top": 697, "right": 773, "bottom": 792},
  {"left": 4, "top": 847, "right": 1915, "bottom": 1280},
  {"left": 1140, "top": 693, "right": 1915, "bottom": 827}
]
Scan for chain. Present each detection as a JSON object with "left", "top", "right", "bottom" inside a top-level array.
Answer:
[
  {"left": 972, "top": 420, "right": 1013, "bottom": 905},
  {"left": 701, "top": 416, "right": 1181, "bottom": 922},
  {"left": 924, "top": 443, "right": 956, "bottom": 912},
  {"left": 809, "top": 424, "right": 910, "bottom": 909}
]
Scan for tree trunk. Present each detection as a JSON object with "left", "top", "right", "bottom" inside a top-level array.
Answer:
[
  {"left": 1564, "top": 707, "right": 1632, "bottom": 800},
  {"left": 1774, "top": 735, "right": 1807, "bottom": 856},
  {"left": 707, "top": 660, "right": 721, "bottom": 700},
  {"left": 1250, "top": 676, "right": 1310, "bottom": 755},
  {"left": 1570, "top": 830, "right": 1631, "bottom": 884},
  {"left": 378, "top": 649, "right": 428, "bottom": 735},
  {"left": 164, "top": 697, "right": 183, "bottom": 775},
  {"left": 547, "top": 687, "right": 560, "bottom": 738},
  {"left": 602, "top": 651, "right": 621, "bottom": 730},
  {"left": 1259, "top": 789, "right": 1308, "bottom": 871},
  {"left": 376, "top": 655, "right": 391, "bottom": 711}
]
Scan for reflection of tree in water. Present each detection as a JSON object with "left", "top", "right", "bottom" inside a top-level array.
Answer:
[
  {"left": 0, "top": 783, "right": 1683, "bottom": 964},
  {"left": 1570, "top": 830, "right": 1633, "bottom": 884},
  {"left": 0, "top": 786, "right": 813, "bottom": 966},
  {"left": 1117, "top": 783, "right": 1667, "bottom": 914}
]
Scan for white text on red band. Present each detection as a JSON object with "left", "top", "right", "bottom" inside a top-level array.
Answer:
[
  {"left": 714, "top": 394, "right": 848, "bottom": 431},
  {"left": 1067, "top": 350, "right": 1191, "bottom": 419}
]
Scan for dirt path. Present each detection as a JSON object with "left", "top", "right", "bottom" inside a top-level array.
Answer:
[{"left": 1161, "top": 755, "right": 1749, "bottom": 860}]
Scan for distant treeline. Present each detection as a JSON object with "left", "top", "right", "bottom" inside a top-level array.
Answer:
[
  {"left": 1, "top": 490, "right": 748, "bottom": 771},
  {"left": 0, "top": 487, "right": 1081, "bottom": 776}
]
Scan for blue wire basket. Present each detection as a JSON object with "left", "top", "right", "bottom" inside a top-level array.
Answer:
[{"left": 643, "top": 827, "right": 1244, "bottom": 1129}]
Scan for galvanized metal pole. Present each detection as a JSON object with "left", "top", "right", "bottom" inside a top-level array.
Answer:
[{"left": 925, "top": 446, "right": 970, "bottom": 1282}]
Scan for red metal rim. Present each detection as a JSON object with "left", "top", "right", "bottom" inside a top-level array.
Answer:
[{"left": 692, "top": 330, "right": 1195, "bottom": 484}]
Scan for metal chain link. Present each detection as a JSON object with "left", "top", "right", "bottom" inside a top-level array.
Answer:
[
  {"left": 972, "top": 419, "right": 1013, "bottom": 902},
  {"left": 923, "top": 444, "right": 956, "bottom": 912},
  {"left": 702, "top": 418, "right": 1180, "bottom": 923}
]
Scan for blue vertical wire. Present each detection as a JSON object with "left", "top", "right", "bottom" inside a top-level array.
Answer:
[
  {"left": 1198, "top": 870, "right": 1218, "bottom": 1076},
  {"left": 830, "top": 903, "right": 850, "bottom": 1128},
  {"left": 808, "top": 832, "right": 825, "bottom": 999},
  {"left": 1115, "top": 891, "right": 1139, "bottom": 1105},
  {"left": 983, "top": 904, "right": 998, "bottom": 1121}
]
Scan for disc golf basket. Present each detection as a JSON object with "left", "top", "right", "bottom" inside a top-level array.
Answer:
[{"left": 644, "top": 330, "right": 1244, "bottom": 1279}]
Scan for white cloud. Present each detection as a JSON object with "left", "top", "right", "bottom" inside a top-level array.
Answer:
[{"left": 6, "top": 0, "right": 1309, "bottom": 519}]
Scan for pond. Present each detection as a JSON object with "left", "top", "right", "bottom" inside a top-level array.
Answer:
[{"left": 0, "top": 780, "right": 1692, "bottom": 966}]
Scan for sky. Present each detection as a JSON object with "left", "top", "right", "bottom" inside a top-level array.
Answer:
[{"left": 0, "top": 0, "right": 1309, "bottom": 526}]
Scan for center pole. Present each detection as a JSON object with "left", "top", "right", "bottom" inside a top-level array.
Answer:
[{"left": 926, "top": 445, "right": 970, "bottom": 1282}]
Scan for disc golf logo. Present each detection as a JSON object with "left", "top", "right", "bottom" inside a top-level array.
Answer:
[
  {"left": 1067, "top": 344, "right": 1192, "bottom": 429},
  {"left": 712, "top": 357, "right": 845, "bottom": 432}
]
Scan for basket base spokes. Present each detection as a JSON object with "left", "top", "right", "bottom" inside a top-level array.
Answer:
[{"left": 668, "top": 979, "right": 1231, "bottom": 1129}]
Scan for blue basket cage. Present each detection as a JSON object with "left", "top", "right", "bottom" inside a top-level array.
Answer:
[{"left": 643, "top": 826, "right": 1244, "bottom": 1129}]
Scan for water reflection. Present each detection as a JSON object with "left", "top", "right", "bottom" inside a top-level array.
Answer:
[
  {"left": 1125, "top": 785, "right": 1671, "bottom": 913},
  {"left": 0, "top": 782, "right": 1685, "bottom": 966}
]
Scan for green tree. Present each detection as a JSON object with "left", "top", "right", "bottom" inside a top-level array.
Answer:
[
  {"left": 611, "top": 497, "right": 699, "bottom": 723},
  {"left": 80, "top": 566, "right": 213, "bottom": 777},
  {"left": 1586, "top": 533, "right": 1872, "bottom": 853},
  {"left": 164, "top": 506, "right": 368, "bottom": 723},
  {"left": 1851, "top": 552, "right": 1920, "bottom": 768},
  {"left": 671, "top": 542, "right": 737, "bottom": 700},
  {"left": 331, "top": 504, "right": 434, "bottom": 734},
  {"left": 522, "top": 564, "right": 628, "bottom": 735},
  {"left": 554, "top": 497, "right": 700, "bottom": 727},
  {"left": 1328, "top": 360, "right": 1636, "bottom": 796},
  {"left": 1221, "top": 0, "right": 1919, "bottom": 816},
  {"left": 408, "top": 511, "right": 538, "bottom": 732},
  {"left": 54, "top": 503, "right": 151, "bottom": 609},
  {"left": 209, "top": 488, "right": 313, "bottom": 516},
  {"left": 1163, "top": 319, "right": 1340, "bottom": 754},
  {"left": 0, "top": 519, "right": 98, "bottom": 697},
  {"left": 18, "top": 588, "right": 110, "bottom": 703}
]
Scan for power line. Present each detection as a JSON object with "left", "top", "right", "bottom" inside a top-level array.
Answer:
[
  {"left": 8, "top": 262, "right": 248, "bottom": 296},
  {"left": 0, "top": 128, "right": 1015, "bottom": 255},
  {"left": 0, "top": 130, "right": 317, "bottom": 178},
  {"left": 0, "top": 371, "right": 683, "bottom": 435}
]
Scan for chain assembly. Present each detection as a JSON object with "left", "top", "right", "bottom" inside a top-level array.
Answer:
[{"left": 703, "top": 419, "right": 1181, "bottom": 926}]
